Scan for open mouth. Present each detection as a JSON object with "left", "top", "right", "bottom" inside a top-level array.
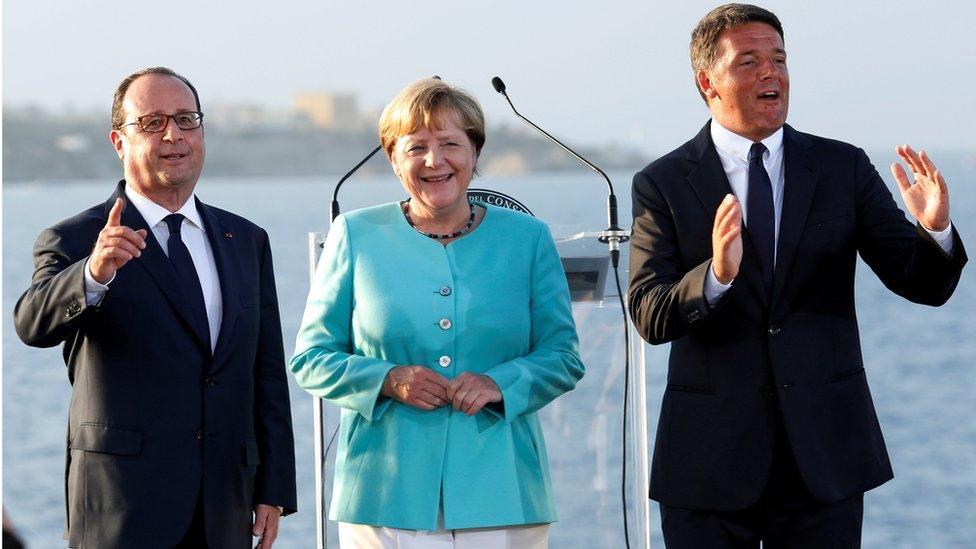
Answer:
[
  {"left": 422, "top": 173, "right": 453, "bottom": 183},
  {"left": 758, "top": 91, "right": 780, "bottom": 101}
]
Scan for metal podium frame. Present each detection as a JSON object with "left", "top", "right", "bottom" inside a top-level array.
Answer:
[{"left": 305, "top": 228, "right": 651, "bottom": 548}]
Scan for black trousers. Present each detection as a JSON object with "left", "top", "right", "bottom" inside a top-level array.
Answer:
[{"left": 659, "top": 417, "right": 864, "bottom": 549}]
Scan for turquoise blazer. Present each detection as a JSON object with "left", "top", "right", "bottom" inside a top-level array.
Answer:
[{"left": 290, "top": 202, "right": 584, "bottom": 530}]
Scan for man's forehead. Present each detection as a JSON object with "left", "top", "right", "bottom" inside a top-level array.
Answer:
[
  {"left": 717, "top": 22, "right": 785, "bottom": 55},
  {"left": 123, "top": 74, "right": 195, "bottom": 108}
]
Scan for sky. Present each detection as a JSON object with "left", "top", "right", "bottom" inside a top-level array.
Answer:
[{"left": 3, "top": 0, "right": 975, "bottom": 155}]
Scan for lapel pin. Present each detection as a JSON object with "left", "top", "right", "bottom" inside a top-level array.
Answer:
[{"left": 225, "top": 232, "right": 233, "bottom": 238}]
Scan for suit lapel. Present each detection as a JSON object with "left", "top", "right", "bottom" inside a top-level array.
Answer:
[
  {"left": 771, "top": 125, "right": 819, "bottom": 308},
  {"left": 108, "top": 181, "right": 210, "bottom": 355},
  {"left": 687, "top": 123, "right": 769, "bottom": 307},
  {"left": 197, "top": 199, "right": 242, "bottom": 362}
]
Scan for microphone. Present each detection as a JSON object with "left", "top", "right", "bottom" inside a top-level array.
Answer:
[
  {"left": 490, "top": 76, "right": 629, "bottom": 267},
  {"left": 331, "top": 145, "right": 382, "bottom": 222}
]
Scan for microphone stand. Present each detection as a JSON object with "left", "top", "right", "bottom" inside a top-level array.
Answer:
[
  {"left": 491, "top": 76, "right": 634, "bottom": 549},
  {"left": 331, "top": 145, "right": 382, "bottom": 222}
]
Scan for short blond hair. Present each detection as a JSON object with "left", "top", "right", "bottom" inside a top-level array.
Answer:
[{"left": 378, "top": 78, "right": 486, "bottom": 161}]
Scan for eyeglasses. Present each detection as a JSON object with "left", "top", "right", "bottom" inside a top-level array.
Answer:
[{"left": 120, "top": 112, "right": 204, "bottom": 133}]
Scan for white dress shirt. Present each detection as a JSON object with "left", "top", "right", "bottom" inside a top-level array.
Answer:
[
  {"left": 704, "top": 120, "right": 954, "bottom": 306},
  {"left": 85, "top": 184, "right": 222, "bottom": 350}
]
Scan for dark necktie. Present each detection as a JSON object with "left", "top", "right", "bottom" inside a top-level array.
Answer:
[
  {"left": 747, "top": 142, "right": 775, "bottom": 294},
  {"left": 164, "top": 214, "right": 211, "bottom": 351}
]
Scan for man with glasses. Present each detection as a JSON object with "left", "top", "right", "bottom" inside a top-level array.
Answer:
[{"left": 14, "top": 67, "right": 297, "bottom": 548}]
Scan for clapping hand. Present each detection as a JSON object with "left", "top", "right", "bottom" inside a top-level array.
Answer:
[
  {"left": 89, "top": 198, "right": 147, "bottom": 283},
  {"left": 891, "top": 145, "right": 950, "bottom": 232},
  {"left": 711, "top": 194, "right": 743, "bottom": 285}
]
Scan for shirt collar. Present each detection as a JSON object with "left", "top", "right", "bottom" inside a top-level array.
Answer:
[
  {"left": 710, "top": 120, "right": 784, "bottom": 162},
  {"left": 123, "top": 182, "right": 203, "bottom": 232}
]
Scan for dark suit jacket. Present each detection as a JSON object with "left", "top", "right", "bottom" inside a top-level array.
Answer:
[
  {"left": 14, "top": 181, "right": 297, "bottom": 548},
  {"left": 628, "top": 122, "right": 966, "bottom": 511}
]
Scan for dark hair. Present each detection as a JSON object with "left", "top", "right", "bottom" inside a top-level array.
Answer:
[
  {"left": 690, "top": 4, "right": 784, "bottom": 101},
  {"left": 111, "top": 67, "right": 201, "bottom": 129}
]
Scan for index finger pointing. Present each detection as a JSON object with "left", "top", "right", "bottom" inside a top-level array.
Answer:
[{"left": 107, "top": 198, "right": 124, "bottom": 227}]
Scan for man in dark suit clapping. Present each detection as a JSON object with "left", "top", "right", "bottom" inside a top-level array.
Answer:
[
  {"left": 628, "top": 4, "right": 966, "bottom": 547},
  {"left": 14, "top": 67, "right": 297, "bottom": 548}
]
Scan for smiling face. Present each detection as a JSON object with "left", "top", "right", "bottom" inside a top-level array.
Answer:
[
  {"left": 697, "top": 22, "right": 789, "bottom": 142},
  {"left": 391, "top": 111, "right": 478, "bottom": 220},
  {"left": 110, "top": 73, "right": 205, "bottom": 205}
]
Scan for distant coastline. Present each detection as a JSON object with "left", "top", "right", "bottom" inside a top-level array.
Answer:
[
  {"left": 2, "top": 105, "right": 648, "bottom": 183},
  {"left": 6, "top": 105, "right": 974, "bottom": 186}
]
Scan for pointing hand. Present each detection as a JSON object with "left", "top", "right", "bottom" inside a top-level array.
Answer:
[{"left": 89, "top": 198, "right": 148, "bottom": 284}]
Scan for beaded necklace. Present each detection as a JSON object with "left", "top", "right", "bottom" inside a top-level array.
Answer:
[{"left": 402, "top": 200, "right": 476, "bottom": 240}]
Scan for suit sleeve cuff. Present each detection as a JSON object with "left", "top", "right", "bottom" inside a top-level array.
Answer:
[
  {"left": 83, "top": 258, "right": 113, "bottom": 306},
  {"left": 922, "top": 221, "right": 954, "bottom": 255},
  {"left": 704, "top": 260, "right": 733, "bottom": 308}
]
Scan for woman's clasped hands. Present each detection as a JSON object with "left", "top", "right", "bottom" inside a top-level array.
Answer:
[{"left": 381, "top": 366, "right": 502, "bottom": 415}]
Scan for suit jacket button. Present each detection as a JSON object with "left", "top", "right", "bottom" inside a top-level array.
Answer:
[
  {"left": 195, "top": 428, "right": 203, "bottom": 439},
  {"left": 65, "top": 301, "right": 82, "bottom": 317},
  {"left": 768, "top": 326, "right": 781, "bottom": 336},
  {"left": 204, "top": 377, "right": 216, "bottom": 387}
]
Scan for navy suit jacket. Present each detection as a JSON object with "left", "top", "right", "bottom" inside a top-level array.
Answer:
[
  {"left": 14, "top": 181, "right": 297, "bottom": 548},
  {"left": 628, "top": 122, "right": 966, "bottom": 510}
]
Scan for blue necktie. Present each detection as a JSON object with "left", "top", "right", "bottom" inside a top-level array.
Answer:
[
  {"left": 164, "top": 214, "right": 211, "bottom": 350},
  {"left": 748, "top": 142, "right": 775, "bottom": 294}
]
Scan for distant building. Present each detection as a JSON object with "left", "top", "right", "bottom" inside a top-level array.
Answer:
[
  {"left": 293, "top": 92, "right": 359, "bottom": 130},
  {"left": 208, "top": 104, "right": 296, "bottom": 130}
]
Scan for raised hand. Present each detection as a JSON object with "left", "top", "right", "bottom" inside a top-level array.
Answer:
[
  {"left": 381, "top": 366, "right": 450, "bottom": 410},
  {"left": 891, "top": 145, "right": 950, "bottom": 232},
  {"left": 446, "top": 372, "right": 502, "bottom": 416},
  {"left": 89, "top": 198, "right": 147, "bottom": 284},
  {"left": 712, "top": 193, "right": 743, "bottom": 284}
]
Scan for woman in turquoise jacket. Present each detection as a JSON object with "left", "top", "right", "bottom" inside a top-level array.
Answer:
[{"left": 290, "top": 78, "right": 584, "bottom": 548}]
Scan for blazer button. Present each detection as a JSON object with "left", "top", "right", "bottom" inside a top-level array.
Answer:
[
  {"left": 438, "top": 356, "right": 452, "bottom": 368},
  {"left": 768, "top": 326, "right": 781, "bottom": 336},
  {"left": 439, "top": 318, "right": 453, "bottom": 330},
  {"left": 204, "top": 377, "right": 216, "bottom": 387},
  {"left": 439, "top": 286, "right": 452, "bottom": 296},
  {"left": 195, "top": 428, "right": 203, "bottom": 440}
]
